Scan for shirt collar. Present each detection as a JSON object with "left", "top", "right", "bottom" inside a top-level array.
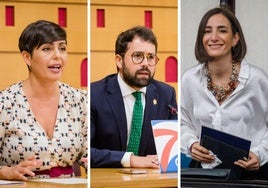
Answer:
[
  {"left": 238, "top": 60, "right": 249, "bottom": 81},
  {"left": 117, "top": 73, "right": 147, "bottom": 97},
  {"left": 199, "top": 59, "right": 250, "bottom": 86}
]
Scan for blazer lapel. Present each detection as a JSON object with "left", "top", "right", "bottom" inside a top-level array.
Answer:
[
  {"left": 139, "top": 83, "right": 159, "bottom": 154},
  {"left": 144, "top": 83, "right": 159, "bottom": 121},
  {"left": 106, "top": 75, "right": 128, "bottom": 150}
]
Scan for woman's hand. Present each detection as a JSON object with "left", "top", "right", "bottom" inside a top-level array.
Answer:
[
  {"left": 190, "top": 142, "right": 215, "bottom": 163},
  {"left": 81, "top": 158, "right": 88, "bottom": 168},
  {"left": 234, "top": 151, "right": 260, "bottom": 171},
  {"left": 0, "top": 156, "right": 42, "bottom": 180}
]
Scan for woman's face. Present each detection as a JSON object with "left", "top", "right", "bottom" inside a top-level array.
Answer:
[
  {"left": 202, "top": 13, "right": 239, "bottom": 60},
  {"left": 27, "top": 40, "right": 67, "bottom": 82}
]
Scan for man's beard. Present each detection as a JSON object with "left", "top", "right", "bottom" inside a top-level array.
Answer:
[{"left": 122, "top": 63, "right": 154, "bottom": 88}]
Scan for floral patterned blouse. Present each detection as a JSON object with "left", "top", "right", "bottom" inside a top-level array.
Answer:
[{"left": 0, "top": 82, "right": 87, "bottom": 171}]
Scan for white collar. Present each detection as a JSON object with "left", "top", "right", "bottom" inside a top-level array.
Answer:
[{"left": 117, "top": 73, "right": 147, "bottom": 97}]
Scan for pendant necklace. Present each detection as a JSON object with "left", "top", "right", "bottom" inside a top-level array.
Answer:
[{"left": 205, "top": 61, "right": 239, "bottom": 103}]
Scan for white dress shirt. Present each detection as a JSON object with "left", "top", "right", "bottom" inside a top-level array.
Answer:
[
  {"left": 181, "top": 60, "right": 268, "bottom": 166},
  {"left": 117, "top": 73, "right": 146, "bottom": 167}
]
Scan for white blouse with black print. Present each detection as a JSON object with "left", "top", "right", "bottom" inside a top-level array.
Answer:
[{"left": 0, "top": 81, "right": 87, "bottom": 172}]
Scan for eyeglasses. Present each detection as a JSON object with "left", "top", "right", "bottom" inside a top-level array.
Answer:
[{"left": 122, "top": 52, "right": 159, "bottom": 66}]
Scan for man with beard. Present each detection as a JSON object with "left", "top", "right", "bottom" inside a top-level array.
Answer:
[{"left": 90, "top": 26, "right": 177, "bottom": 168}]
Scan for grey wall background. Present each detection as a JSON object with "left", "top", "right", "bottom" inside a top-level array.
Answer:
[{"left": 180, "top": 0, "right": 268, "bottom": 75}]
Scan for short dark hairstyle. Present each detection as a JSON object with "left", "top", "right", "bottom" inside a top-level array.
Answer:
[
  {"left": 115, "top": 26, "right": 158, "bottom": 55},
  {"left": 18, "top": 20, "right": 67, "bottom": 55},
  {"left": 195, "top": 7, "right": 247, "bottom": 63}
]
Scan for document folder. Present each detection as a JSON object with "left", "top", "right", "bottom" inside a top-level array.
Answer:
[
  {"left": 181, "top": 168, "right": 231, "bottom": 179},
  {"left": 200, "top": 126, "right": 251, "bottom": 179},
  {"left": 201, "top": 126, "right": 251, "bottom": 151}
]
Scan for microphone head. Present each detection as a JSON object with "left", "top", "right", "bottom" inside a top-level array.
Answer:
[{"left": 168, "top": 105, "right": 177, "bottom": 115}]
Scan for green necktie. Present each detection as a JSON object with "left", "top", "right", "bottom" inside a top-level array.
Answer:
[{"left": 127, "top": 91, "right": 143, "bottom": 155}]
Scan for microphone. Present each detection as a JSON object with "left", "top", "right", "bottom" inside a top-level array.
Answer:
[{"left": 168, "top": 104, "right": 177, "bottom": 115}]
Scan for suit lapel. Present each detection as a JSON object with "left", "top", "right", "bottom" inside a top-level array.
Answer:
[
  {"left": 139, "top": 83, "right": 159, "bottom": 154},
  {"left": 106, "top": 75, "right": 128, "bottom": 150},
  {"left": 144, "top": 83, "right": 159, "bottom": 121}
]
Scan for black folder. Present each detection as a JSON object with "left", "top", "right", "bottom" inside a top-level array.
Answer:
[
  {"left": 181, "top": 168, "right": 231, "bottom": 179},
  {"left": 200, "top": 126, "right": 251, "bottom": 179}
]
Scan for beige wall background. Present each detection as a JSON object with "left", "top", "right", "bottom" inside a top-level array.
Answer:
[
  {"left": 0, "top": 0, "right": 87, "bottom": 90},
  {"left": 90, "top": 0, "right": 178, "bottom": 94}
]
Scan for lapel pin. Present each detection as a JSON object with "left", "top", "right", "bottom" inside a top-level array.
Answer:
[{"left": 153, "top": 99, "right": 157, "bottom": 105}]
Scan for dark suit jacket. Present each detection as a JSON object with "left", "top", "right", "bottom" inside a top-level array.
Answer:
[{"left": 91, "top": 74, "right": 177, "bottom": 167}]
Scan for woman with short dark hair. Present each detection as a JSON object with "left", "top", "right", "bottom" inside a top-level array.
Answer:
[{"left": 0, "top": 20, "right": 87, "bottom": 180}]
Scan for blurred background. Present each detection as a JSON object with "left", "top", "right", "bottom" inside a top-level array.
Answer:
[
  {"left": 90, "top": 0, "right": 178, "bottom": 94},
  {"left": 181, "top": 0, "right": 268, "bottom": 75},
  {"left": 0, "top": 0, "right": 87, "bottom": 90}
]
